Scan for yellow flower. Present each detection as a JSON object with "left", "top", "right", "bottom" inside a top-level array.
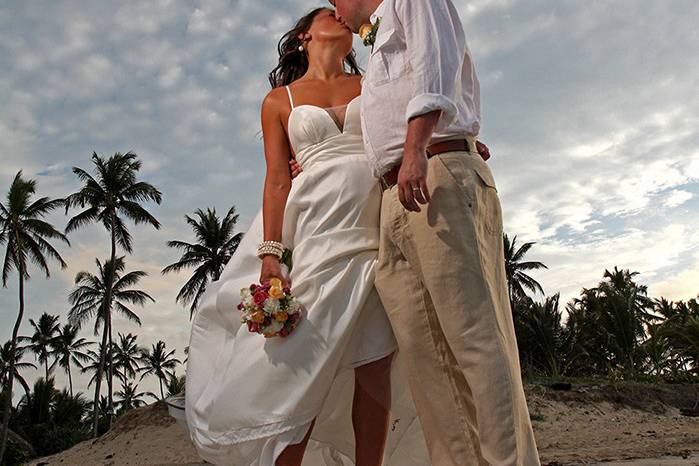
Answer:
[
  {"left": 269, "top": 278, "right": 283, "bottom": 289},
  {"left": 359, "top": 23, "right": 373, "bottom": 42},
  {"left": 359, "top": 23, "right": 374, "bottom": 40},
  {"left": 359, "top": 19, "right": 380, "bottom": 47},
  {"left": 275, "top": 311, "right": 288, "bottom": 322},
  {"left": 251, "top": 311, "right": 265, "bottom": 323},
  {"left": 269, "top": 287, "right": 285, "bottom": 299}
]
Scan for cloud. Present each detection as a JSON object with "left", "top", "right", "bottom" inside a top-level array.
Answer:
[
  {"left": 663, "top": 189, "right": 694, "bottom": 208},
  {"left": 651, "top": 266, "right": 699, "bottom": 303}
]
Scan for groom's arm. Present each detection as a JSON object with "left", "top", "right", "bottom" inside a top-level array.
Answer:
[
  {"left": 398, "top": 0, "right": 464, "bottom": 132},
  {"left": 396, "top": 0, "right": 464, "bottom": 211}
]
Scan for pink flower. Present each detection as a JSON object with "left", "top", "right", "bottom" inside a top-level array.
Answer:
[
  {"left": 247, "top": 321, "right": 260, "bottom": 333},
  {"left": 253, "top": 290, "right": 268, "bottom": 306},
  {"left": 279, "top": 328, "right": 290, "bottom": 338},
  {"left": 283, "top": 286, "right": 291, "bottom": 294}
]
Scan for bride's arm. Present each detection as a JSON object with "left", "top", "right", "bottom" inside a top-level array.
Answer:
[{"left": 259, "top": 89, "right": 292, "bottom": 286}]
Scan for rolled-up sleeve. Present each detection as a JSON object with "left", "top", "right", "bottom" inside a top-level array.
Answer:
[{"left": 398, "top": 0, "right": 462, "bottom": 131}]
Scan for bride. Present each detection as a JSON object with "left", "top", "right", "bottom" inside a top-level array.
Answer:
[{"left": 185, "top": 7, "right": 430, "bottom": 466}]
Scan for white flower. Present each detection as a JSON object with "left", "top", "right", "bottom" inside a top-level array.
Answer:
[
  {"left": 287, "top": 299, "right": 301, "bottom": 314},
  {"left": 264, "top": 319, "right": 283, "bottom": 334},
  {"left": 263, "top": 298, "right": 281, "bottom": 314}
]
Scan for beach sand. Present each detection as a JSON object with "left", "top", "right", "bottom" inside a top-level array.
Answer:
[
  {"left": 525, "top": 382, "right": 699, "bottom": 465},
  {"left": 27, "top": 381, "right": 699, "bottom": 466}
]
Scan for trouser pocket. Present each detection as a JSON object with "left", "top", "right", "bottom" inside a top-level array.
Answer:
[{"left": 434, "top": 153, "right": 503, "bottom": 236}]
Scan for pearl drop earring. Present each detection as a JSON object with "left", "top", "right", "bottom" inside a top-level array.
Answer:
[{"left": 298, "top": 44, "right": 304, "bottom": 52}]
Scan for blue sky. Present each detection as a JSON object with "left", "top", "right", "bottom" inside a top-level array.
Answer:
[{"left": 1, "top": 0, "right": 698, "bottom": 397}]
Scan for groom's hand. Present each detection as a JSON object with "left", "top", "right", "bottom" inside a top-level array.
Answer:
[
  {"left": 399, "top": 110, "right": 440, "bottom": 212},
  {"left": 289, "top": 158, "right": 302, "bottom": 179},
  {"left": 398, "top": 146, "right": 431, "bottom": 212}
]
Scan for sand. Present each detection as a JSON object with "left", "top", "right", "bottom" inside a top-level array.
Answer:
[
  {"left": 526, "top": 382, "right": 699, "bottom": 465},
  {"left": 27, "top": 382, "right": 699, "bottom": 466}
]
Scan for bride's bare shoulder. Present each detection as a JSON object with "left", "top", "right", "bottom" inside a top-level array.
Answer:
[{"left": 261, "top": 87, "right": 289, "bottom": 115}]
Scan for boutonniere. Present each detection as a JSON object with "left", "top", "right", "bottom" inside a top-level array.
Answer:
[{"left": 359, "top": 18, "right": 381, "bottom": 51}]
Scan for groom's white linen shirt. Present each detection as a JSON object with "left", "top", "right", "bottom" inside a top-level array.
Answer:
[{"left": 360, "top": 0, "right": 481, "bottom": 178}]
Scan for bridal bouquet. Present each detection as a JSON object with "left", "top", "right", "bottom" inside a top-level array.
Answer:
[{"left": 238, "top": 278, "right": 302, "bottom": 338}]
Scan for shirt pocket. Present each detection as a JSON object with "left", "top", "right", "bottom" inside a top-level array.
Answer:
[{"left": 368, "top": 27, "right": 408, "bottom": 87}]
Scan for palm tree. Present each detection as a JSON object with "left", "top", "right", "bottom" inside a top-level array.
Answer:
[
  {"left": 657, "top": 316, "right": 699, "bottom": 376},
  {"left": 651, "top": 297, "right": 698, "bottom": 377},
  {"left": 503, "top": 234, "right": 547, "bottom": 305},
  {"left": 162, "top": 207, "right": 243, "bottom": 317},
  {"left": 114, "top": 381, "right": 155, "bottom": 415},
  {"left": 515, "top": 293, "right": 587, "bottom": 378},
  {"left": 0, "top": 171, "right": 69, "bottom": 463},
  {"left": 68, "top": 257, "right": 150, "bottom": 332},
  {"left": 165, "top": 373, "right": 186, "bottom": 398},
  {"left": 50, "top": 324, "right": 92, "bottom": 396},
  {"left": 20, "top": 313, "right": 61, "bottom": 380},
  {"left": 138, "top": 341, "right": 181, "bottom": 400},
  {"left": 16, "top": 377, "right": 58, "bottom": 427},
  {"left": 571, "top": 268, "right": 654, "bottom": 377},
  {"left": 68, "top": 255, "right": 154, "bottom": 432},
  {"left": 112, "top": 333, "right": 142, "bottom": 384},
  {"left": 11, "top": 382, "right": 90, "bottom": 457},
  {"left": 51, "top": 389, "right": 90, "bottom": 429},
  {"left": 65, "top": 151, "right": 161, "bottom": 435},
  {"left": 81, "top": 344, "right": 109, "bottom": 389},
  {"left": 641, "top": 323, "right": 676, "bottom": 377},
  {"left": 84, "top": 395, "right": 111, "bottom": 435},
  {"left": 0, "top": 341, "right": 36, "bottom": 398},
  {"left": 653, "top": 297, "right": 677, "bottom": 321}
]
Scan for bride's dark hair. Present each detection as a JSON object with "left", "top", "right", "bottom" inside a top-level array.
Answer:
[{"left": 268, "top": 7, "right": 362, "bottom": 88}]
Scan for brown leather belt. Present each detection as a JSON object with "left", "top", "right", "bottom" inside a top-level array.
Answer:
[{"left": 379, "top": 138, "right": 479, "bottom": 190}]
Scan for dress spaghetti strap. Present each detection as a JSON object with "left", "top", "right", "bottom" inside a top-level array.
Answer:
[{"left": 285, "top": 85, "right": 295, "bottom": 109}]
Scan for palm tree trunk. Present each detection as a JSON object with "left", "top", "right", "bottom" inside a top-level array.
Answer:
[
  {"left": 92, "top": 213, "right": 117, "bottom": 437},
  {"left": 68, "top": 361, "right": 73, "bottom": 397},
  {"left": 0, "top": 263, "right": 25, "bottom": 464},
  {"left": 159, "top": 377, "right": 164, "bottom": 400},
  {"left": 91, "top": 312, "right": 109, "bottom": 437},
  {"left": 107, "top": 316, "right": 114, "bottom": 427},
  {"left": 106, "top": 217, "right": 116, "bottom": 429},
  {"left": 44, "top": 358, "right": 49, "bottom": 382}
]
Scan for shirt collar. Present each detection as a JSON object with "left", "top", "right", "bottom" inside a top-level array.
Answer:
[{"left": 370, "top": 1, "right": 385, "bottom": 25}]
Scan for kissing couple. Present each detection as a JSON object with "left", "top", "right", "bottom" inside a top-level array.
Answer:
[{"left": 183, "top": 0, "right": 541, "bottom": 465}]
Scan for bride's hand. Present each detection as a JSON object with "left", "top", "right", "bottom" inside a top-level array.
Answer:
[
  {"left": 260, "top": 256, "right": 289, "bottom": 287},
  {"left": 476, "top": 140, "right": 491, "bottom": 161}
]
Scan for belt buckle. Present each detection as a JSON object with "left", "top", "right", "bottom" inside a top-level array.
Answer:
[{"left": 466, "top": 136, "right": 478, "bottom": 154}]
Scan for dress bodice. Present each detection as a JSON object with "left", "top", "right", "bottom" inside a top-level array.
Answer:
[{"left": 286, "top": 93, "right": 364, "bottom": 170}]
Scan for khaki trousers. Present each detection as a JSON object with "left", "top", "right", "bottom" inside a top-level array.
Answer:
[{"left": 375, "top": 151, "right": 541, "bottom": 466}]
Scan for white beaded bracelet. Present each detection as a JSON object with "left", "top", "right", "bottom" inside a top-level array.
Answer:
[{"left": 257, "top": 241, "right": 285, "bottom": 260}]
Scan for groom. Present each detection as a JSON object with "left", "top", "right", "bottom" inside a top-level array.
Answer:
[{"left": 331, "top": 0, "right": 541, "bottom": 465}]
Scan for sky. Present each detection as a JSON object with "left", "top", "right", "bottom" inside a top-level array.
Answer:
[{"left": 1, "top": 0, "right": 698, "bottom": 399}]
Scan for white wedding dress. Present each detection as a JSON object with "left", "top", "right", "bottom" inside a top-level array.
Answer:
[{"left": 185, "top": 88, "right": 430, "bottom": 465}]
